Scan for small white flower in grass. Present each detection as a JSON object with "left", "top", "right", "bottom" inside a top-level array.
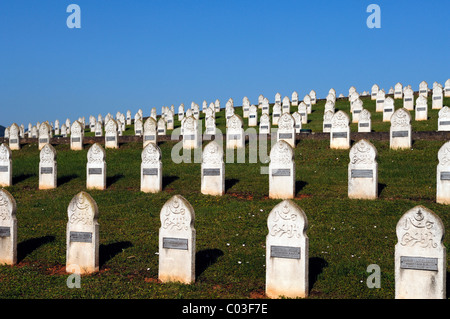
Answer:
[
  {"left": 260, "top": 209, "right": 263, "bottom": 212},
  {"left": 242, "top": 244, "right": 245, "bottom": 247},
  {"left": 226, "top": 243, "right": 230, "bottom": 246},
  {"left": 238, "top": 261, "right": 242, "bottom": 264}
]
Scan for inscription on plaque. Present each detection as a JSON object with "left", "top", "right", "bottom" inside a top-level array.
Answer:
[
  {"left": 135, "top": 130, "right": 141, "bottom": 134},
  {"left": 184, "top": 134, "right": 196, "bottom": 140},
  {"left": 323, "top": 124, "right": 332, "bottom": 128},
  {"left": 439, "top": 121, "right": 450, "bottom": 126},
  {"left": 278, "top": 133, "right": 292, "bottom": 139},
  {"left": 353, "top": 110, "right": 361, "bottom": 114},
  {"left": 9, "top": 139, "right": 18, "bottom": 144},
  {"left": 0, "top": 226, "right": 10, "bottom": 237},
  {"left": 162, "top": 237, "right": 188, "bottom": 250},
  {"left": 270, "top": 245, "right": 301, "bottom": 259},
  {"left": 95, "top": 132, "right": 101, "bottom": 136},
  {"left": 433, "top": 96, "right": 442, "bottom": 100},
  {"left": 332, "top": 132, "right": 347, "bottom": 138},
  {"left": 144, "top": 135, "right": 155, "bottom": 141},
  {"left": 377, "top": 100, "right": 384, "bottom": 103},
  {"left": 384, "top": 109, "right": 392, "bottom": 113},
  {"left": 143, "top": 168, "right": 158, "bottom": 176},
  {"left": 88, "top": 168, "right": 102, "bottom": 175},
  {"left": 392, "top": 130, "right": 409, "bottom": 138},
  {"left": 0, "top": 166, "right": 8, "bottom": 172},
  {"left": 260, "top": 126, "right": 268, "bottom": 130},
  {"left": 228, "top": 134, "right": 241, "bottom": 140},
  {"left": 70, "top": 231, "right": 93, "bottom": 243},
  {"left": 40, "top": 167, "right": 53, "bottom": 174},
  {"left": 351, "top": 169, "right": 373, "bottom": 178},
  {"left": 404, "top": 98, "right": 413, "bottom": 101},
  {"left": 400, "top": 256, "right": 438, "bottom": 271},
  {"left": 272, "top": 169, "right": 291, "bottom": 177},
  {"left": 440, "top": 172, "right": 450, "bottom": 181},
  {"left": 71, "top": 137, "right": 80, "bottom": 142},
  {"left": 249, "top": 115, "right": 256, "bottom": 118},
  {"left": 39, "top": 138, "right": 48, "bottom": 144},
  {"left": 106, "top": 136, "right": 116, "bottom": 142},
  {"left": 359, "top": 123, "right": 369, "bottom": 127},
  {"left": 203, "top": 168, "right": 221, "bottom": 176},
  {"left": 158, "top": 129, "right": 164, "bottom": 133},
  {"left": 419, "top": 90, "right": 427, "bottom": 93},
  {"left": 273, "top": 114, "right": 280, "bottom": 117},
  {"left": 416, "top": 107, "right": 426, "bottom": 112}
]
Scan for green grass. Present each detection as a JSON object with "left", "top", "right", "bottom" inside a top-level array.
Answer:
[{"left": 0, "top": 94, "right": 449, "bottom": 299}]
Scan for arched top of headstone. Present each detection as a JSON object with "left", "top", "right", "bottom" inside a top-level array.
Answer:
[
  {"left": 416, "top": 95, "right": 427, "bottom": 106},
  {"left": 438, "top": 141, "right": 450, "bottom": 166},
  {"left": 71, "top": 120, "right": 83, "bottom": 135},
  {"left": 0, "top": 188, "right": 16, "bottom": 221},
  {"left": 141, "top": 142, "right": 161, "bottom": 165},
  {"left": 349, "top": 139, "right": 377, "bottom": 165},
  {"left": 278, "top": 113, "right": 295, "bottom": 129},
  {"left": 303, "top": 94, "right": 311, "bottom": 102},
  {"left": 227, "top": 114, "right": 243, "bottom": 129},
  {"left": 404, "top": 86, "right": 414, "bottom": 95},
  {"left": 353, "top": 98, "right": 363, "bottom": 109},
  {"left": 331, "top": 111, "right": 350, "bottom": 127},
  {"left": 9, "top": 123, "right": 19, "bottom": 135},
  {"left": 433, "top": 86, "right": 443, "bottom": 94},
  {"left": 157, "top": 118, "right": 166, "bottom": 126},
  {"left": 359, "top": 108, "right": 371, "bottom": 121},
  {"left": 371, "top": 84, "right": 379, "bottom": 90},
  {"left": 260, "top": 113, "right": 270, "bottom": 124},
  {"left": 396, "top": 205, "right": 444, "bottom": 251},
  {"left": 105, "top": 118, "right": 118, "bottom": 133},
  {"left": 87, "top": 143, "right": 105, "bottom": 164},
  {"left": 309, "top": 90, "right": 316, "bottom": 97},
  {"left": 384, "top": 97, "right": 394, "bottom": 107},
  {"left": 391, "top": 108, "right": 411, "bottom": 128},
  {"left": 376, "top": 89, "right": 385, "bottom": 98},
  {"left": 282, "top": 96, "right": 290, "bottom": 104},
  {"left": 438, "top": 106, "right": 450, "bottom": 119},
  {"left": 68, "top": 191, "right": 99, "bottom": 226},
  {"left": 144, "top": 117, "right": 157, "bottom": 132},
  {"left": 160, "top": 195, "right": 195, "bottom": 232},
  {"left": 0, "top": 144, "right": 12, "bottom": 164},
  {"left": 202, "top": 141, "right": 223, "bottom": 165},
  {"left": 298, "top": 102, "right": 307, "bottom": 111},
  {"left": 292, "top": 111, "right": 301, "bottom": 122},
  {"left": 40, "top": 143, "right": 56, "bottom": 163},
  {"left": 183, "top": 116, "right": 197, "bottom": 131},
  {"left": 395, "top": 82, "right": 403, "bottom": 89},
  {"left": 267, "top": 199, "right": 308, "bottom": 239},
  {"left": 273, "top": 103, "right": 282, "bottom": 112},
  {"left": 39, "top": 122, "right": 51, "bottom": 136},
  {"left": 419, "top": 80, "right": 428, "bottom": 89},
  {"left": 249, "top": 104, "right": 257, "bottom": 113},
  {"left": 323, "top": 110, "right": 334, "bottom": 121},
  {"left": 292, "top": 91, "right": 298, "bottom": 98},
  {"left": 270, "top": 140, "right": 294, "bottom": 165}
]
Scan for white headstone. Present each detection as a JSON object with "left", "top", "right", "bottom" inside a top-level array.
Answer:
[
  {"left": 182, "top": 116, "right": 201, "bottom": 149},
  {"left": 140, "top": 143, "right": 162, "bottom": 193},
  {"left": 291, "top": 91, "right": 299, "bottom": 106},
  {"left": 86, "top": 143, "right": 106, "bottom": 190},
  {"left": 66, "top": 191, "right": 99, "bottom": 274},
  {"left": 309, "top": 90, "right": 317, "bottom": 105},
  {"left": 242, "top": 97, "right": 250, "bottom": 118},
  {"left": 259, "top": 113, "right": 271, "bottom": 135},
  {"left": 201, "top": 141, "right": 224, "bottom": 196},
  {"left": 292, "top": 112, "right": 302, "bottom": 133},
  {"left": 419, "top": 81, "right": 429, "bottom": 97},
  {"left": 158, "top": 195, "right": 196, "bottom": 284},
  {"left": 261, "top": 98, "right": 270, "bottom": 115},
  {"left": 403, "top": 86, "right": 414, "bottom": 111},
  {"left": 0, "top": 189, "right": 17, "bottom": 265},
  {"left": 0, "top": 144, "right": 12, "bottom": 187},
  {"left": 205, "top": 116, "right": 216, "bottom": 136},
  {"left": 348, "top": 139, "right": 378, "bottom": 199},
  {"left": 394, "top": 82, "right": 403, "bottom": 99},
  {"left": 297, "top": 102, "right": 308, "bottom": 124},
  {"left": 358, "top": 109, "right": 372, "bottom": 133},
  {"left": 351, "top": 98, "right": 363, "bottom": 123},
  {"left": 322, "top": 110, "right": 334, "bottom": 133},
  {"left": 272, "top": 104, "right": 282, "bottom": 126},
  {"left": 376, "top": 90, "right": 386, "bottom": 112},
  {"left": 39, "top": 143, "right": 57, "bottom": 190},
  {"left": 277, "top": 113, "right": 296, "bottom": 148},
  {"left": 432, "top": 86, "right": 443, "bottom": 110},
  {"left": 330, "top": 111, "right": 350, "bottom": 149},
  {"left": 415, "top": 95, "right": 428, "bottom": 121},
  {"left": 104, "top": 119, "right": 119, "bottom": 149},
  {"left": 383, "top": 97, "right": 395, "bottom": 122},
  {"left": 143, "top": 117, "right": 158, "bottom": 147},
  {"left": 303, "top": 95, "right": 312, "bottom": 114},
  {"left": 178, "top": 104, "right": 185, "bottom": 121},
  {"left": 445, "top": 79, "right": 450, "bottom": 97},
  {"left": 438, "top": 106, "right": 450, "bottom": 131},
  {"left": 8, "top": 124, "right": 20, "bottom": 151},
  {"left": 265, "top": 200, "right": 308, "bottom": 299},
  {"left": 248, "top": 105, "right": 258, "bottom": 127},
  {"left": 282, "top": 96, "right": 290, "bottom": 114},
  {"left": 226, "top": 114, "right": 244, "bottom": 149},
  {"left": 436, "top": 141, "right": 450, "bottom": 204},
  {"left": 157, "top": 118, "right": 166, "bottom": 136},
  {"left": 395, "top": 205, "right": 446, "bottom": 299},
  {"left": 324, "top": 100, "right": 335, "bottom": 114},
  {"left": 390, "top": 108, "right": 412, "bottom": 150},
  {"left": 134, "top": 118, "right": 143, "bottom": 136},
  {"left": 275, "top": 92, "right": 281, "bottom": 105},
  {"left": 70, "top": 120, "right": 83, "bottom": 151},
  {"left": 38, "top": 122, "right": 51, "bottom": 150},
  {"left": 269, "top": 140, "right": 295, "bottom": 199}
]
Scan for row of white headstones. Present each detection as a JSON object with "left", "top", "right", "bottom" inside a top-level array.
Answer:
[
  {"left": 1, "top": 135, "right": 450, "bottom": 203},
  {"left": 0, "top": 188, "right": 445, "bottom": 299}
]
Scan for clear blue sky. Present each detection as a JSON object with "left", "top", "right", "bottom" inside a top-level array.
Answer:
[{"left": 1, "top": 0, "right": 449, "bottom": 127}]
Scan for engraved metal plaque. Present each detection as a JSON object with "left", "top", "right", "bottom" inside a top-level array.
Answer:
[
  {"left": 416, "top": 107, "right": 426, "bottom": 112},
  {"left": 392, "top": 130, "right": 409, "bottom": 138},
  {"left": 0, "top": 166, "right": 8, "bottom": 173},
  {"left": 70, "top": 231, "right": 92, "bottom": 243},
  {"left": 278, "top": 133, "right": 292, "bottom": 139},
  {"left": 260, "top": 126, "right": 268, "bottom": 130},
  {"left": 9, "top": 139, "right": 18, "bottom": 144},
  {"left": 272, "top": 168, "right": 291, "bottom": 176},
  {"left": 332, "top": 132, "right": 347, "bottom": 138},
  {"left": 39, "top": 138, "right": 48, "bottom": 144},
  {"left": 404, "top": 98, "right": 413, "bottom": 101},
  {"left": 88, "top": 168, "right": 102, "bottom": 175},
  {"left": 40, "top": 167, "right": 53, "bottom": 174},
  {"left": 377, "top": 100, "right": 384, "bottom": 103},
  {"left": 270, "top": 245, "right": 301, "bottom": 259},
  {"left": 71, "top": 137, "right": 81, "bottom": 142},
  {"left": 351, "top": 169, "right": 373, "bottom": 178},
  {"left": 106, "top": 136, "right": 116, "bottom": 142},
  {"left": 440, "top": 172, "right": 450, "bottom": 180},
  {"left": 203, "top": 168, "right": 221, "bottom": 176},
  {"left": 353, "top": 110, "right": 361, "bottom": 114},
  {"left": 400, "top": 256, "right": 438, "bottom": 271},
  {"left": 144, "top": 135, "right": 155, "bottom": 141},
  {"left": 163, "top": 237, "right": 188, "bottom": 250},
  {"left": 158, "top": 129, "right": 165, "bottom": 133},
  {"left": 419, "top": 90, "right": 427, "bottom": 93},
  {"left": 249, "top": 115, "right": 256, "bottom": 118},
  {"left": 95, "top": 132, "right": 102, "bottom": 136},
  {"left": 433, "top": 96, "right": 442, "bottom": 100},
  {"left": 359, "top": 123, "right": 370, "bottom": 127},
  {"left": 372, "top": 93, "right": 377, "bottom": 96},
  {"left": 273, "top": 114, "right": 280, "bottom": 117},
  {"left": 228, "top": 134, "right": 241, "bottom": 140},
  {"left": 0, "top": 226, "right": 10, "bottom": 237},
  {"left": 300, "top": 113, "right": 306, "bottom": 117},
  {"left": 184, "top": 134, "right": 196, "bottom": 140},
  {"left": 384, "top": 109, "right": 392, "bottom": 113},
  {"left": 446, "top": 88, "right": 450, "bottom": 92},
  {"left": 143, "top": 168, "right": 158, "bottom": 176},
  {"left": 440, "top": 121, "right": 450, "bottom": 126},
  {"left": 135, "top": 130, "right": 141, "bottom": 134},
  {"left": 323, "top": 124, "right": 332, "bottom": 128}
]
